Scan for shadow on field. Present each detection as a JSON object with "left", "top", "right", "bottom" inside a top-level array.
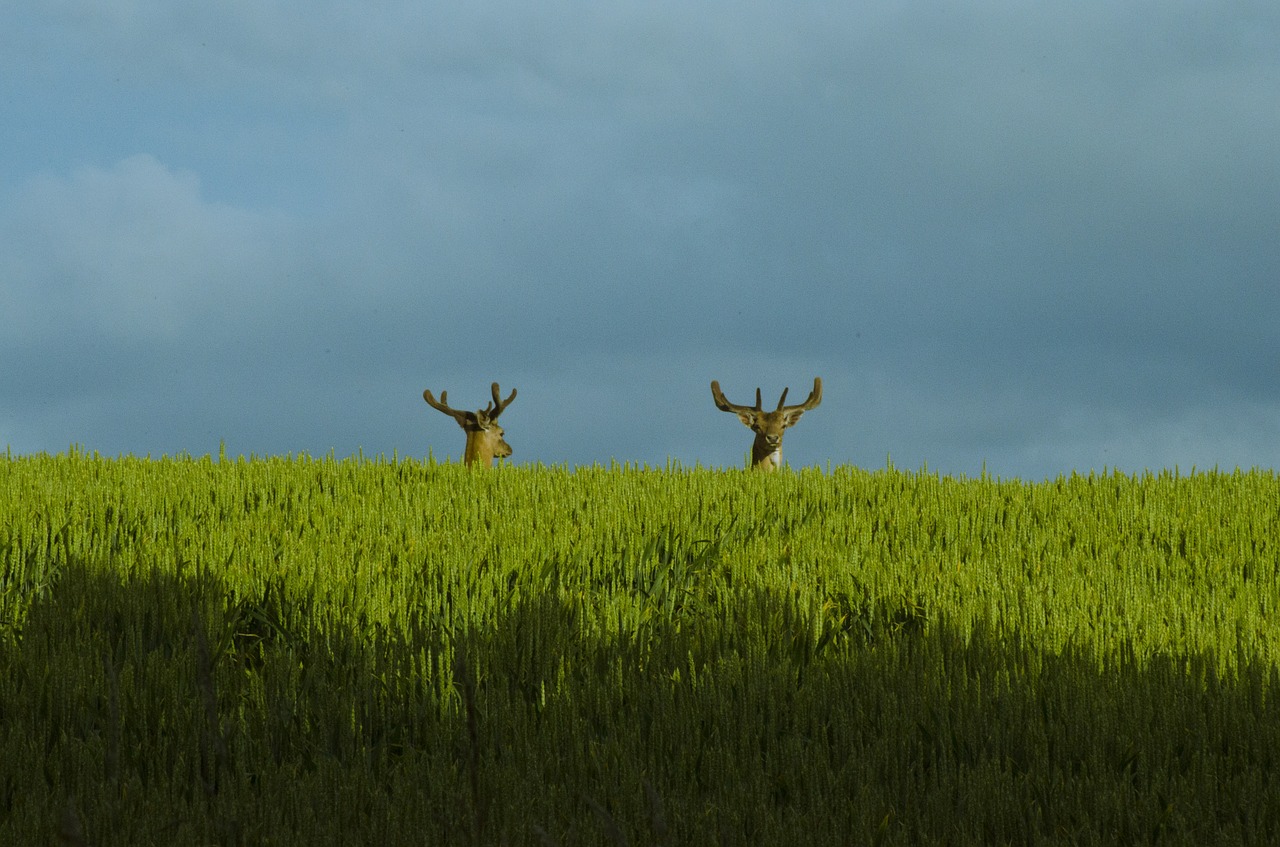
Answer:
[{"left": 5, "top": 559, "right": 1280, "bottom": 845}]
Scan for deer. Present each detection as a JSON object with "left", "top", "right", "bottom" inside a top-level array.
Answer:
[
  {"left": 422, "top": 382, "right": 517, "bottom": 467},
  {"left": 710, "top": 377, "right": 822, "bottom": 470}
]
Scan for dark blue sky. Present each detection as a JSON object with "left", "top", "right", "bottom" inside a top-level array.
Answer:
[{"left": 3, "top": 2, "right": 1278, "bottom": 479}]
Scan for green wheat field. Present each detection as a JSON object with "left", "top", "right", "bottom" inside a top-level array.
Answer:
[{"left": 3, "top": 450, "right": 1279, "bottom": 845}]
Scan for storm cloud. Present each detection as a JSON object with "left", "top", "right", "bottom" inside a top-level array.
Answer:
[{"left": 3, "top": 2, "right": 1278, "bottom": 478}]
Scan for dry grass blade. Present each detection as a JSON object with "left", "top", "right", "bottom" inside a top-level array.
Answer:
[
  {"left": 584, "top": 794, "right": 628, "bottom": 847},
  {"left": 644, "top": 779, "right": 669, "bottom": 845},
  {"left": 531, "top": 823, "right": 560, "bottom": 847},
  {"left": 191, "top": 608, "right": 229, "bottom": 798},
  {"left": 57, "top": 796, "right": 87, "bottom": 847},
  {"left": 454, "top": 639, "right": 488, "bottom": 845}
]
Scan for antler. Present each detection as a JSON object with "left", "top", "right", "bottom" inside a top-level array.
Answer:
[
  {"left": 424, "top": 382, "right": 517, "bottom": 426},
  {"left": 778, "top": 377, "right": 822, "bottom": 412},
  {"left": 712, "top": 378, "right": 822, "bottom": 414},
  {"left": 423, "top": 388, "right": 470, "bottom": 426},
  {"left": 711, "top": 380, "right": 764, "bottom": 414},
  {"left": 483, "top": 382, "right": 517, "bottom": 421}
]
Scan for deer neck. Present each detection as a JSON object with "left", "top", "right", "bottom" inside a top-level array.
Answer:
[
  {"left": 751, "top": 436, "right": 782, "bottom": 470},
  {"left": 462, "top": 433, "right": 495, "bottom": 467}
]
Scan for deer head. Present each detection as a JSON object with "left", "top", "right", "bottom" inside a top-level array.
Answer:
[
  {"left": 711, "top": 377, "right": 822, "bottom": 470},
  {"left": 422, "top": 381, "right": 517, "bottom": 467}
]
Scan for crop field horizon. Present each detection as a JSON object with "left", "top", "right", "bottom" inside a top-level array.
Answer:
[{"left": 3, "top": 451, "right": 1279, "bottom": 844}]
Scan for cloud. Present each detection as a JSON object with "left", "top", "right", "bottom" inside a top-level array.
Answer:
[
  {"left": 0, "top": 154, "right": 314, "bottom": 456},
  {"left": 1, "top": 154, "right": 296, "bottom": 344},
  {"left": 2, "top": 3, "right": 1278, "bottom": 473}
]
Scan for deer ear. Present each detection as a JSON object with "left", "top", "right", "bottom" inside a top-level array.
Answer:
[
  {"left": 735, "top": 411, "right": 759, "bottom": 428},
  {"left": 781, "top": 410, "right": 806, "bottom": 428}
]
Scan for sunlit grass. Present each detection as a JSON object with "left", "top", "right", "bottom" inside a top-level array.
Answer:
[{"left": 3, "top": 452, "right": 1279, "bottom": 844}]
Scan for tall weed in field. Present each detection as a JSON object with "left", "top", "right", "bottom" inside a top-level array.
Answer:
[{"left": 2, "top": 452, "right": 1279, "bottom": 843}]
